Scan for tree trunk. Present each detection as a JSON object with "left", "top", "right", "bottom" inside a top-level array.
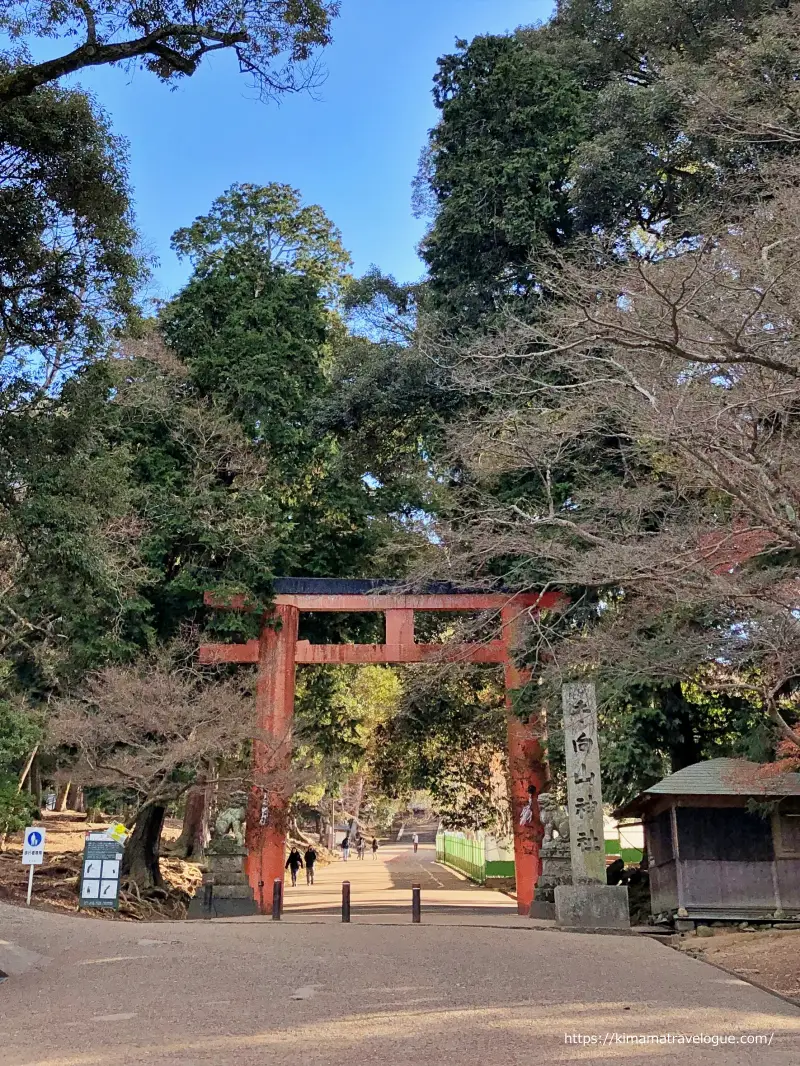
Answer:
[
  {"left": 30, "top": 756, "right": 42, "bottom": 807},
  {"left": 55, "top": 781, "right": 71, "bottom": 812},
  {"left": 350, "top": 772, "right": 365, "bottom": 827},
  {"left": 170, "top": 783, "right": 211, "bottom": 860},
  {"left": 17, "top": 745, "right": 39, "bottom": 793},
  {"left": 121, "top": 804, "right": 166, "bottom": 890},
  {"left": 67, "top": 783, "right": 85, "bottom": 813}
]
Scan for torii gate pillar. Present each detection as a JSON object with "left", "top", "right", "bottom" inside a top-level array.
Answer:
[
  {"left": 503, "top": 606, "right": 547, "bottom": 915},
  {"left": 246, "top": 604, "right": 299, "bottom": 910}
]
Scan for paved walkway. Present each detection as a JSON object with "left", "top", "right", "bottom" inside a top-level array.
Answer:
[
  {"left": 282, "top": 841, "right": 519, "bottom": 919},
  {"left": 2, "top": 843, "right": 800, "bottom": 1065}
]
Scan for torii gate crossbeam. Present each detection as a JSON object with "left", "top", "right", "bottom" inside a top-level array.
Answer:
[{"left": 200, "top": 579, "right": 562, "bottom": 916}]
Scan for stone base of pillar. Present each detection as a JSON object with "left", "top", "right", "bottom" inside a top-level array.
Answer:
[
  {"left": 529, "top": 840, "right": 572, "bottom": 920},
  {"left": 554, "top": 884, "right": 631, "bottom": 933},
  {"left": 187, "top": 840, "right": 259, "bottom": 919}
]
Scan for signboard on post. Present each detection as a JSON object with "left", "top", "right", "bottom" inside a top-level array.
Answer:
[
  {"left": 22, "top": 827, "right": 46, "bottom": 865},
  {"left": 79, "top": 837, "right": 123, "bottom": 910},
  {"left": 21, "top": 826, "right": 46, "bottom": 906}
]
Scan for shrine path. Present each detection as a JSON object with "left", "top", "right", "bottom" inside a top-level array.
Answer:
[
  {"left": 280, "top": 841, "right": 524, "bottom": 921},
  {"left": 2, "top": 842, "right": 800, "bottom": 1065}
]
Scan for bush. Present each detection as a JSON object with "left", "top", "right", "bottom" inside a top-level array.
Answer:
[{"left": 0, "top": 775, "right": 39, "bottom": 836}]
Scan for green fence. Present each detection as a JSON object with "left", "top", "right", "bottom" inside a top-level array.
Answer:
[
  {"left": 436, "top": 832, "right": 486, "bottom": 883},
  {"left": 437, "top": 830, "right": 643, "bottom": 886}
]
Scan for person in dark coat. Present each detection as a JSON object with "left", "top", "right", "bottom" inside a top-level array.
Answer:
[
  {"left": 285, "top": 847, "right": 304, "bottom": 887},
  {"left": 304, "top": 846, "right": 318, "bottom": 885}
]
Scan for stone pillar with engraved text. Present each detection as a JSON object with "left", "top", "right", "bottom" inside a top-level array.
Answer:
[{"left": 563, "top": 681, "right": 606, "bottom": 883}]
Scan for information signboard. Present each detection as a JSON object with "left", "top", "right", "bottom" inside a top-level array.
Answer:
[{"left": 79, "top": 837, "right": 123, "bottom": 910}]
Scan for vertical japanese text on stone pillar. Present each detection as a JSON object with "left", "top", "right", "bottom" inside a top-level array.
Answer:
[{"left": 562, "top": 682, "right": 605, "bottom": 884}]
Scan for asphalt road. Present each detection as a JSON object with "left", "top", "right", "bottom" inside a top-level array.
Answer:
[{"left": 2, "top": 844, "right": 800, "bottom": 1065}]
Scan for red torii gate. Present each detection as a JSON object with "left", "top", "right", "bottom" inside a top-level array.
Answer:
[{"left": 200, "top": 579, "right": 562, "bottom": 915}]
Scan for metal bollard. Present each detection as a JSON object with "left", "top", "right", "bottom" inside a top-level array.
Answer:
[
  {"left": 342, "top": 880, "right": 351, "bottom": 923},
  {"left": 272, "top": 877, "right": 283, "bottom": 921},
  {"left": 412, "top": 883, "right": 421, "bottom": 923}
]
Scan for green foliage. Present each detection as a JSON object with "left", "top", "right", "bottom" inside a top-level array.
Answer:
[
  {"left": 0, "top": 700, "right": 41, "bottom": 834},
  {"left": 104, "top": 347, "right": 282, "bottom": 639},
  {"left": 295, "top": 665, "right": 402, "bottom": 790},
  {"left": 0, "top": 776, "right": 37, "bottom": 834},
  {"left": 0, "top": 700, "right": 41, "bottom": 772},
  {"left": 163, "top": 188, "right": 412, "bottom": 586},
  {"left": 0, "top": 363, "right": 153, "bottom": 687},
  {"left": 420, "top": 32, "right": 588, "bottom": 323},
  {"left": 170, "top": 182, "right": 351, "bottom": 293},
  {"left": 372, "top": 668, "right": 507, "bottom": 830},
  {"left": 0, "top": 77, "right": 144, "bottom": 392},
  {"left": 163, "top": 265, "right": 329, "bottom": 451}
]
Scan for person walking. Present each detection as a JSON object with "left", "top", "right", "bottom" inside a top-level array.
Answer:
[
  {"left": 340, "top": 834, "right": 350, "bottom": 861},
  {"left": 357, "top": 837, "right": 366, "bottom": 860},
  {"left": 285, "top": 847, "right": 304, "bottom": 887},
  {"left": 412, "top": 832, "right": 419, "bottom": 854},
  {"left": 371, "top": 837, "right": 379, "bottom": 860},
  {"left": 304, "top": 845, "right": 318, "bottom": 885}
]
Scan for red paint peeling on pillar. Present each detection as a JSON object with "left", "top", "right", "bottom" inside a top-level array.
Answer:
[
  {"left": 246, "top": 604, "right": 298, "bottom": 912},
  {"left": 502, "top": 608, "right": 547, "bottom": 916},
  {"left": 506, "top": 706, "right": 547, "bottom": 916}
]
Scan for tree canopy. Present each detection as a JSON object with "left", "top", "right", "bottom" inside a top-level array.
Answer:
[
  {"left": 0, "top": 81, "right": 144, "bottom": 399},
  {"left": 408, "top": 0, "right": 800, "bottom": 796},
  {"left": 0, "top": 0, "right": 339, "bottom": 102}
]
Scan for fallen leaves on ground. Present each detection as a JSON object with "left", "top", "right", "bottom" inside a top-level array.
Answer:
[
  {"left": 0, "top": 812, "right": 201, "bottom": 921},
  {"left": 678, "top": 929, "right": 800, "bottom": 1002}
]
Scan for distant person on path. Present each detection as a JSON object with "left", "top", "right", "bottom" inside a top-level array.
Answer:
[
  {"left": 371, "top": 837, "right": 379, "bottom": 859},
  {"left": 357, "top": 838, "right": 366, "bottom": 860},
  {"left": 285, "top": 847, "right": 304, "bottom": 887},
  {"left": 413, "top": 832, "right": 419, "bottom": 853},
  {"left": 304, "top": 846, "right": 318, "bottom": 885},
  {"left": 341, "top": 835, "right": 350, "bottom": 861}
]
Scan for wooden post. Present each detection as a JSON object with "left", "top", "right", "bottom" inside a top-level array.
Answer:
[{"left": 246, "top": 604, "right": 299, "bottom": 910}]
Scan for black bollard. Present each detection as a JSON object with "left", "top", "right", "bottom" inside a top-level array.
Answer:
[
  {"left": 272, "top": 877, "right": 283, "bottom": 921},
  {"left": 412, "top": 883, "right": 421, "bottom": 923},
  {"left": 342, "top": 880, "right": 351, "bottom": 923}
]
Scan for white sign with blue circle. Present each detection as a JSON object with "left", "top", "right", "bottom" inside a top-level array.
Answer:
[{"left": 21, "top": 826, "right": 46, "bottom": 865}]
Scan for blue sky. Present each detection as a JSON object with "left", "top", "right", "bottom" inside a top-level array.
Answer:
[{"left": 57, "top": 0, "right": 553, "bottom": 301}]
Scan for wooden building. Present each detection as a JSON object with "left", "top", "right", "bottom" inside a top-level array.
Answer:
[{"left": 615, "top": 759, "right": 800, "bottom": 924}]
